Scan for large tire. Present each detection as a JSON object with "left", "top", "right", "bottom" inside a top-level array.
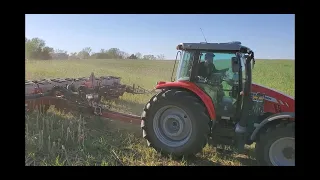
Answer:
[
  {"left": 141, "top": 89, "right": 211, "bottom": 157},
  {"left": 255, "top": 122, "right": 295, "bottom": 166}
]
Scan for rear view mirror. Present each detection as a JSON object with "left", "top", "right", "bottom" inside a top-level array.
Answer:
[{"left": 231, "top": 57, "right": 239, "bottom": 72}]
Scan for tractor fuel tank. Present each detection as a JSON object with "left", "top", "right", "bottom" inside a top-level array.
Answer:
[{"left": 217, "top": 96, "right": 235, "bottom": 117}]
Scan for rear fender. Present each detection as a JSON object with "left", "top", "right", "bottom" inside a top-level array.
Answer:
[
  {"left": 250, "top": 112, "right": 295, "bottom": 141},
  {"left": 156, "top": 81, "right": 216, "bottom": 120}
]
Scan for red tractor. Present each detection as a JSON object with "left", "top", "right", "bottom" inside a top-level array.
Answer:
[{"left": 141, "top": 42, "right": 295, "bottom": 166}]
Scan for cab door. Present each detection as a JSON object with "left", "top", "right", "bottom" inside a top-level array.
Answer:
[{"left": 195, "top": 51, "right": 241, "bottom": 117}]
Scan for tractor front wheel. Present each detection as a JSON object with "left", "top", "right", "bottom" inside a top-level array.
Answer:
[
  {"left": 255, "top": 122, "right": 295, "bottom": 166},
  {"left": 141, "top": 89, "right": 210, "bottom": 157}
]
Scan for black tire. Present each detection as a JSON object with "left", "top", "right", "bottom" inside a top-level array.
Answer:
[
  {"left": 141, "top": 89, "right": 211, "bottom": 157},
  {"left": 255, "top": 122, "right": 295, "bottom": 166}
]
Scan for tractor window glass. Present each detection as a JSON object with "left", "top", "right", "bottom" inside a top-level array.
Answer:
[
  {"left": 176, "top": 51, "right": 194, "bottom": 81},
  {"left": 240, "top": 54, "right": 246, "bottom": 72},
  {"left": 199, "top": 51, "right": 238, "bottom": 97},
  {"left": 199, "top": 52, "right": 236, "bottom": 70},
  {"left": 240, "top": 54, "right": 246, "bottom": 73},
  {"left": 240, "top": 54, "right": 247, "bottom": 90}
]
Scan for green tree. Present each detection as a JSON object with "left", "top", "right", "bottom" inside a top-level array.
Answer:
[
  {"left": 78, "top": 47, "right": 92, "bottom": 59},
  {"left": 25, "top": 37, "right": 53, "bottom": 60}
]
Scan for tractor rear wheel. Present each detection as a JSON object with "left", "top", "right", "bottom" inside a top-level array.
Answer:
[
  {"left": 141, "top": 89, "right": 210, "bottom": 157},
  {"left": 255, "top": 122, "right": 295, "bottom": 166}
]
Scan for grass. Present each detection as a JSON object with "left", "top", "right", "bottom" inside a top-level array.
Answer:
[{"left": 25, "top": 59, "right": 294, "bottom": 166}]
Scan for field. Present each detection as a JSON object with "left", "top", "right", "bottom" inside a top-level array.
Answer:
[{"left": 25, "top": 59, "right": 294, "bottom": 166}]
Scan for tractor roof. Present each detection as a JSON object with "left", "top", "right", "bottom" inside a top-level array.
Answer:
[{"left": 176, "top": 41, "right": 251, "bottom": 53}]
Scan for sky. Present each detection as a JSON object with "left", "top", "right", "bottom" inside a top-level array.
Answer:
[{"left": 25, "top": 14, "right": 295, "bottom": 60}]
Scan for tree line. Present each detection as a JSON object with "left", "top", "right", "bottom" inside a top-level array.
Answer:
[{"left": 25, "top": 37, "right": 165, "bottom": 60}]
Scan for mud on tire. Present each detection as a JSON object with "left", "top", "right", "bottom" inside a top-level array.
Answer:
[
  {"left": 255, "top": 122, "right": 295, "bottom": 166},
  {"left": 141, "top": 89, "right": 211, "bottom": 157}
]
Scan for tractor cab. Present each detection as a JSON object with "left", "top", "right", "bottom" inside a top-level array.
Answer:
[{"left": 174, "top": 42, "right": 255, "bottom": 120}]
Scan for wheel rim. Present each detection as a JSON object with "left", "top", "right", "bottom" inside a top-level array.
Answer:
[
  {"left": 153, "top": 105, "right": 192, "bottom": 148},
  {"left": 269, "top": 137, "right": 295, "bottom": 166}
]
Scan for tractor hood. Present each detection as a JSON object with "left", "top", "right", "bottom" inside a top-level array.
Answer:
[{"left": 251, "top": 83, "right": 295, "bottom": 113}]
